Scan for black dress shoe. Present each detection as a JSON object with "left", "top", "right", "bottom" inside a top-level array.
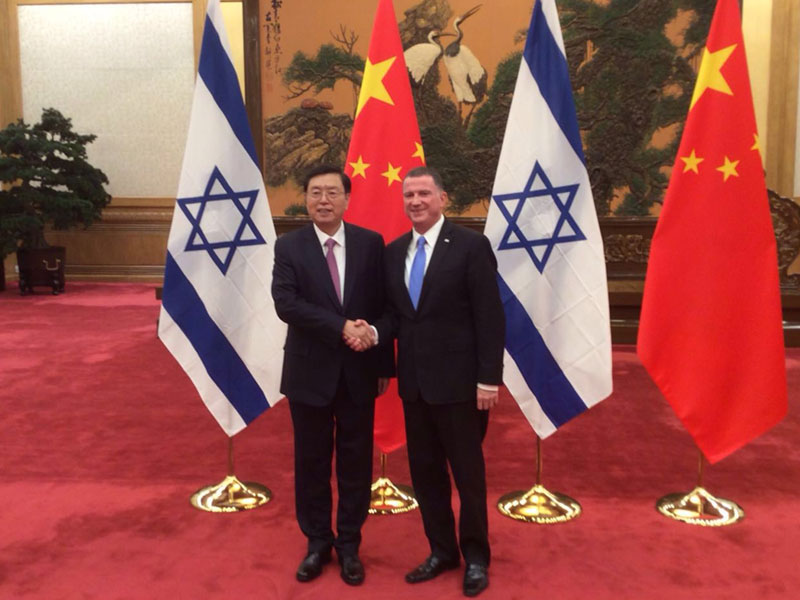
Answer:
[
  {"left": 463, "top": 563, "right": 489, "bottom": 597},
  {"left": 405, "top": 554, "right": 460, "bottom": 583},
  {"left": 296, "top": 551, "right": 331, "bottom": 582},
  {"left": 339, "top": 554, "right": 365, "bottom": 586}
]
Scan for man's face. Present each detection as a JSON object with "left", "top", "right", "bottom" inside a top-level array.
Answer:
[
  {"left": 305, "top": 173, "right": 349, "bottom": 234},
  {"left": 402, "top": 175, "right": 447, "bottom": 234}
]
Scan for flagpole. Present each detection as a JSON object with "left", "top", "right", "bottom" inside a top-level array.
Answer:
[
  {"left": 368, "top": 452, "right": 418, "bottom": 515},
  {"left": 189, "top": 436, "right": 272, "bottom": 513},
  {"left": 655, "top": 448, "right": 744, "bottom": 526},
  {"left": 496, "top": 436, "right": 581, "bottom": 524}
]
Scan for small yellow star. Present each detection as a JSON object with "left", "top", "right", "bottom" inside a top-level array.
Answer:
[
  {"left": 716, "top": 156, "right": 740, "bottom": 182},
  {"left": 750, "top": 133, "right": 760, "bottom": 152},
  {"left": 355, "top": 56, "right": 396, "bottom": 118},
  {"left": 412, "top": 142, "right": 425, "bottom": 163},
  {"left": 680, "top": 149, "right": 704, "bottom": 174},
  {"left": 349, "top": 155, "right": 370, "bottom": 179},
  {"left": 381, "top": 162, "right": 402, "bottom": 186},
  {"left": 690, "top": 44, "right": 736, "bottom": 110}
]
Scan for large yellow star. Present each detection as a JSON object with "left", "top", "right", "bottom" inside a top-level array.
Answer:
[
  {"left": 680, "top": 149, "right": 704, "bottom": 174},
  {"left": 412, "top": 142, "right": 425, "bottom": 163},
  {"left": 716, "top": 156, "right": 739, "bottom": 182},
  {"left": 690, "top": 44, "right": 736, "bottom": 110},
  {"left": 349, "top": 155, "right": 370, "bottom": 179},
  {"left": 355, "top": 56, "right": 396, "bottom": 118},
  {"left": 381, "top": 162, "right": 402, "bottom": 186}
]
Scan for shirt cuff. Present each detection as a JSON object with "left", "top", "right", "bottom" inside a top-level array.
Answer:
[
  {"left": 370, "top": 325, "right": 379, "bottom": 345},
  {"left": 477, "top": 383, "right": 498, "bottom": 392}
]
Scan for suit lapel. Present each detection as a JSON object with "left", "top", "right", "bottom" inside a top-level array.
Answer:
[
  {"left": 416, "top": 219, "right": 453, "bottom": 311},
  {"left": 342, "top": 223, "right": 356, "bottom": 309},
  {"left": 393, "top": 231, "right": 415, "bottom": 314}
]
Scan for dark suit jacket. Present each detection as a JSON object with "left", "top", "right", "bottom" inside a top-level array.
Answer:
[
  {"left": 381, "top": 219, "right": 504, "bottom": 404},
  {"left": 272, "top": 222, "right": 393, "bottom": 407}
]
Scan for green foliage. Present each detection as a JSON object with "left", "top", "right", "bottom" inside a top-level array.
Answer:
[
  {"left": 560, "top": 0, "right": 715, "bottom": 215},
  {"left": 284, "top": 202, "right": 308, "bottom": 216},
  {"left": 283, "top": 44, "right": 365, "bottom": 96},
  {"left": 0, "top": 108, "right": 111, "bottom": 256},
  {"left": 422, "top": 120, "right": 479, "bottom": 213},
  {"left": 467, "top": 52, "right": 522, "bottom": 149},
  {"left": 410, "top": 48, "right": 522, "bottom": 214}
]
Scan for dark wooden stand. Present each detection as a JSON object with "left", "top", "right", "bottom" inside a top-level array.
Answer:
[{"left": 17, "top": 247, "right": 66, "bottom": 295}]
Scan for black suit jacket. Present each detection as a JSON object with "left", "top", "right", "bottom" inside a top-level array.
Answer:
[
  {"left": 381, "top": 219, "right": 504, "bottom": 404},
  {"left": 272, "top": 222, "right": 393, "bottom": 407}
]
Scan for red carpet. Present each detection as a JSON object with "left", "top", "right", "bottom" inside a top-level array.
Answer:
[{"left": 1, "top": 282, "right": 799, "bottom": 599}]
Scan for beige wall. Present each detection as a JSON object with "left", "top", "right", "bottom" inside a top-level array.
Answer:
[
  {"left": 1, "top": 0, "right": 245, "bottom": 284},
  {"left": 743, "top": 0, "right": 772, "bottom": 167}
]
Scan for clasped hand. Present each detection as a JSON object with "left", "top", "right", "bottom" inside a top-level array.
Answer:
[{"left": 343, "top": 319, "right": 376, "bottom": 352}]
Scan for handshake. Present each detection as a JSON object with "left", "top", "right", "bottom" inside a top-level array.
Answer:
[{"left": 343, "top": 318, "right": 377, "bottom": 352}]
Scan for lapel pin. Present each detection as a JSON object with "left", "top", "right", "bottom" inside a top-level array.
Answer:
[{"left": 444, "top": 238, "right": 450, "bottom": 243}]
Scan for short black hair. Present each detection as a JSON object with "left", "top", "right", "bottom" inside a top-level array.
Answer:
[
  {"left": 404, "top": 166, "right": 444, "bottom": 191},
  {"left": 302, "top": 164, "right": 351, "bottom": 194}
]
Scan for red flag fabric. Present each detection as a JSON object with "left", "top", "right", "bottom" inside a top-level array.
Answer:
[
  {"left": 637, "top": 0, "right": 787, "bottom": 463},
  {"left": 344, "top": 0, "right": 424, "bottom": 453}
]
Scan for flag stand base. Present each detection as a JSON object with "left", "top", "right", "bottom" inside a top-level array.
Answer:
[
  {"left": 368, "top": 453, "right": 418, "bottom": 515},
  {"left": 656, "top": 486, "right": 743, "bottom": 526},
  {"left": 190, "top": 439, "right": 271, "bottom": 512},
  {"left": 496, "top": 437, "right": 581, "bottom": 523},
  {"left": 656, "top": 450, "right": 744, "bottom": 526},
  {"left": 190, "top": 474, "right": 272, "bottom": 512},
  {"left": 497, "top": 484, "right": 581, "bottom": 523}
]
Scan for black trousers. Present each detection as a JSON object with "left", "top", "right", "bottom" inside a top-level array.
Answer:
[
  {"left": 403, "top": 398, "right": 490, "bottom": 566},
  {"left": 288, "top": 376, "right": 375, "bottom": 557}
]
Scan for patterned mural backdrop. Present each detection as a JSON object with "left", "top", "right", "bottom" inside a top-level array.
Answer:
[{"left": 259, "top": 0, "right": 714, "bottom": 218}]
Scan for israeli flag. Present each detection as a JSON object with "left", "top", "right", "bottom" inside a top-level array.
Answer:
[
  {"left": 484, "top": 0, "right": 612, "bottom": 438},
  {"left": 158, "top": 0, "right": 286, "bottom": 436}
]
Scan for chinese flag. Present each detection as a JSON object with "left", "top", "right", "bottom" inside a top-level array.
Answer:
[
  {"left": 637, "top": 0, "right": 786, "bottom": 463},
  {"left": 344, "top": 0, "right": 425, "bottom": 452}
]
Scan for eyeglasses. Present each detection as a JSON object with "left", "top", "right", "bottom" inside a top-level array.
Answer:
[{"left": 307, "top": 188, "right": 344, "bottom": 201}]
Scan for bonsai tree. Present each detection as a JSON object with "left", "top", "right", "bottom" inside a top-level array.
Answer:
[{"left": 0, "top": 108, "right": 111, "bottom": 258}]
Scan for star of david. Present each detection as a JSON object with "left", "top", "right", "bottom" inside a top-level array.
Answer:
[
  {"left": 177, "top": 166, "right": 266, "bottom": 275},
  {"left": 492, "top": 161, "right": 586, "bottom": 273}
]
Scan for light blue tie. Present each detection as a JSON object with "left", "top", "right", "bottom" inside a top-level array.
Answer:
[{"left": 408, "top": 236, "right": 426, "bottom": 309}]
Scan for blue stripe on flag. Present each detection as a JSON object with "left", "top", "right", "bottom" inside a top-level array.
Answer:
[
  {"left": 524, "top": 1, "right": 584, "bottom": 163},
  {"left": 198, "top": 15, "right": 259, "bottom": 166},
  {"left": 497, "top": 274, "right": 588, "bottom": 427},
  {"left": 162, "top": 252, "right": 269, "bottom": 424}
]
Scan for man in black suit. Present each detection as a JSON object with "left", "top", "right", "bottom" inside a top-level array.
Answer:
[
  {"left": 376, "top": 166, "right": 504, "bottom": 597},
  {"left": 271, "top": 164, "right": 391, "bottom": 586}
]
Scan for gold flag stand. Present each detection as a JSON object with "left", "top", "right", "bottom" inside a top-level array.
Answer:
[
  {"left": 497, "top": 437, "right": 581, "bottom": 523},
  {"left": 656, "top": 449, "right": 744, "bottom": 526},
  {"left": 369, "top": 452, "right": 418, "bottom": 515},
  {"left": 190, "top": 437, "right": 272, "bottom": 512}
]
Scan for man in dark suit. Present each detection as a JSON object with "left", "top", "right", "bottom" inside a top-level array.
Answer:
[
  {"left": 271, "top": 164, "right": 391, "bottom": 586},
  {"left": 377, "top": 166, "right": 504, "bottom": 597}
]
